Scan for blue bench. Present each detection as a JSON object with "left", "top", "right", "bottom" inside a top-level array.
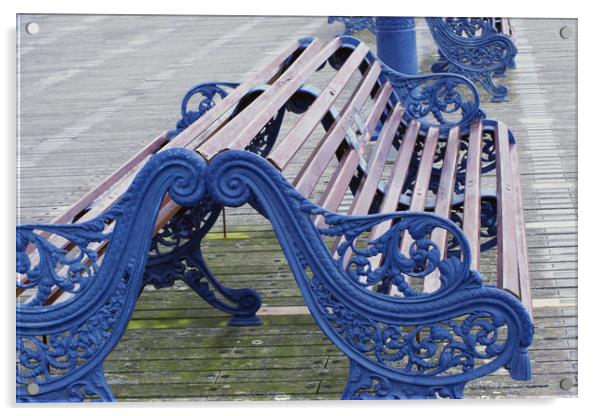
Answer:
[
  {"left": 16, "top": 35, "right": 532, "bottom": 402},
  {"left": 329, "top": 17, "right": 518, "bottom": 101}
]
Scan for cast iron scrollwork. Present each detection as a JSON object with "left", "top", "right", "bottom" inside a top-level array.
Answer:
[
  {"left": 143, "top": 196, "right": 263, "bottom": 326},
  {"left": 426, "top": 17, "right": 517, "bottom": 102},
  {"left": 168, "top": 82, "right": 240, "bottom": 138},
  {"left": 328, "top": 16, "right": 376, "bottom": 35},
  {"left": 441, "top": 18, "right": 497, "bottom": 38},
  {"left": 17, "top": 149, "right": 207, "bottom": 402},
  {"left": 205, "top": 150, "right": 533, "bottom": 399},
  {"left": 380, "top": 63, "right": 484, "bottom": 134},
  {"left": 328, "top": 16, "right": 516, "bottom": 102}
]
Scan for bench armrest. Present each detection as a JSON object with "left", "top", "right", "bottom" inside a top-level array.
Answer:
[
  {"left": 379, "top": 62, "right": 485, "bottom": 134},
  {"left": 16, "top": 149, "right": 207, "bottom": 401},
  {"left": 206, "top": 150, "right": 534, "bottom": 389},
  {"left": 426, "top": 17, "right": 517, "bottom": 75}
]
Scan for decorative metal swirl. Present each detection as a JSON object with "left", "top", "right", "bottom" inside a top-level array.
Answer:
[
  {"left": 328, "top": 16, "right": 376, "bottom": 35},
  {"left": 168, "top": 82, "right": 240, "bottom": 138},
  {"left": 16, "top": 149, "right": 207, "bottom": 402},
  {"left": 312, "top": 209, "right": 477, "bottom": 297},
  {"left": 310, "top": 274, "right": 509, "bottom": 378},
  {"left": 17, "top": 220, "right": 113, "bottom": 307},
  {"left": 441, "top": 18, "right": 497, "bottom": 38},
  {"left": 327, "top": 16, "right": 516, "bottom": 102},
  {"left": 426, "top": 17, "right": 517, "bottom": 102},
  {"left": 380, "top": 63, "right": 484, "bottom": 134}
]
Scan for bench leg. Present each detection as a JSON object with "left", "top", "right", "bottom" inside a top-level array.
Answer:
[
  {"left": 143, "top": 198, "right": 263, "bottom": 326},
  {"left": 17, "top": 363, "right": 114, "bottom": 403},
  {"left": 341, "top": 360, "right": 465, "bottom": 400}
]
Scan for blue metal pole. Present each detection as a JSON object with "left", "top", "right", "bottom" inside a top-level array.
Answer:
[{"left": 375, "top": 17, "right": 418, "bottom": 75}]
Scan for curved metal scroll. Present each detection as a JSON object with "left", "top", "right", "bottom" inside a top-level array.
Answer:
[
  {"left": 16, "top": 149, "right": 207, "bottom": 402},
  {"left": 426, "top": 17, "right": 517, "bottom": 102},
  {"left": 206, "top": 149, "right": 533, "bottom": 400},
  {"left": 167, "top": 81, "right": 240, "bottom": 138}
]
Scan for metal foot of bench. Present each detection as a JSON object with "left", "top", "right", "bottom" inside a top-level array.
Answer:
[
  {"left": 144, "top": 200, "right": 263, "bottom": 327},
  {"left": 342, "top": 361, "right": 465, "bottom": 399},
  {"left": 506, "top": 347, "right": 532, "bottom": 381}
]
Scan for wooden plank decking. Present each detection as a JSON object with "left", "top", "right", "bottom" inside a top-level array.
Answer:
[{"left": 16, "top": 15, "right": 577, "bottom": 400}]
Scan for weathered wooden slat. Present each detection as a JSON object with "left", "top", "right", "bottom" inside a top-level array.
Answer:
[
  {"left": 292, "top": 76, "right": 392, "bottom": 198},
  {"left": 389, "top": 127, "right": 439, "bottom": 296},
  {"left": 368, "top": 120, "right": 421, "bottom": 241},
  {"left": 168, "top": 38, "right": 307, "bottom": 152},
  {"left": 312, "top": 85, "right": 393, "bottom": 213},
  {"left": 336, "top": 103, "right": 404, "bottom": 263},
  {"left": 346, "top": 103, "right": 405, "bottom": 216},
  {"left": 424, "top": 126, "right": 461, "bottom": 292},
  {"left": 495, "top": 121, "right": 520, "bottom": 296},
  {"left": 364, "top": 119, "right": 421, "bottom": 282},
  {"left": 407, "top": 127, "right": 440, "bottom": 212},
  {"left": 511, "top": 142, "right": 533, "bottom": 315},
  {"left": 50, "top": 131, "right": 170, "bottom": 226},
  {"left": 462, "top": 120, "right": 484, "bottom": 271},
  {"left": 267, "top": 43, "right": 371, "bottom": 170},
  {"left": 198, "top": 38, "right": 339, "bottom": 159}
]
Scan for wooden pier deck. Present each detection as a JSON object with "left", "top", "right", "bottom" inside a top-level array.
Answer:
[{"left": 17, "top": 15, "right": 577, "bottom": 401}]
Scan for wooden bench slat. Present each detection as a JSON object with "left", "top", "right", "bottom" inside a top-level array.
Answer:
[
  {"left": 494, "top": 121, "right": 520, "bottom": 296},
  {"left": 364, "top": 119, "right": 421, "bottom": 286},
  {"left": 336, "top": 103, "right": 404, "bottom": 263},
  {"left": 462, "top": 120, "right": 484, "bottom": 271},
  {"left": 267, "top": 43, "right": 371, "bottom": 170},
  {"left": 407, "top": 127, "right": 440, "bottom": 212},
  {"left": 346, "top": 103, "right": 405, "bottom": 217},
  {"left": 389, "top": 127, "right": 440, "bottom": 296},
  {"left": 368, "top": 119, "right": 420, "bottom": 242},
  {"left": 167, "top": 38, "right": 308, "bottom": 153},
  {"left": 313, "top": 84, "right": 395, "bottom": 231},
  {"left": 292, "top": 75, "right": 391, "bottom": 198},
  {"left": 50, "top": 131, "right": 171, "bottom": 226},
  {"left": 315, "top": 150, "right": 360, "bottom": 218},
  {"left": 424, "top": 126, "right": 461, "bottom": 292},
  {"left": 198, "top": 38, "right": 341, "bottom": 159},
  {"left": 510, "top": 142, "right": 532, "bottom": 316}
]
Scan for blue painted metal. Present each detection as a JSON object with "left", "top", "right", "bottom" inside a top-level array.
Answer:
[
  {"left": 16, "top": 148, "right": 208, "bottom": 402},
  {"left": 143, "top": 199, "right": 263, "bottom": 327},
  {"left": 379, "top": 63, "right": 484, "bottom": 136},
  {"left": 16, "top": 35, "right": 529, "bottom": 401},
  {"left": 328, "top": 16, "right": 517, "bottom": 102},
  {"left": 335, "top": 35, "right": 485, "bottom": 136},
  {"left": 206, "top": 149, "right": 533, "bottom": 399},
  {"left": 151, "top": 81, "right": 293, "bottom": 327},
  {"left": 375, "top": 17, "right": 418, "bottom": 75},
  {"left": 167, "top": 81, "right": 239, "bottom": 139},
  {"left": 426, "top": 18, "right": 517, "bottom": 102},
  {"left": 336, "top": 35, "right": 484, "bottom": 135},
  {"left": 328, "top": 16, "right": 375, "bottom": 35},
  {"left": 15, "top": 141, "right": 531, "bottom": 401}
]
